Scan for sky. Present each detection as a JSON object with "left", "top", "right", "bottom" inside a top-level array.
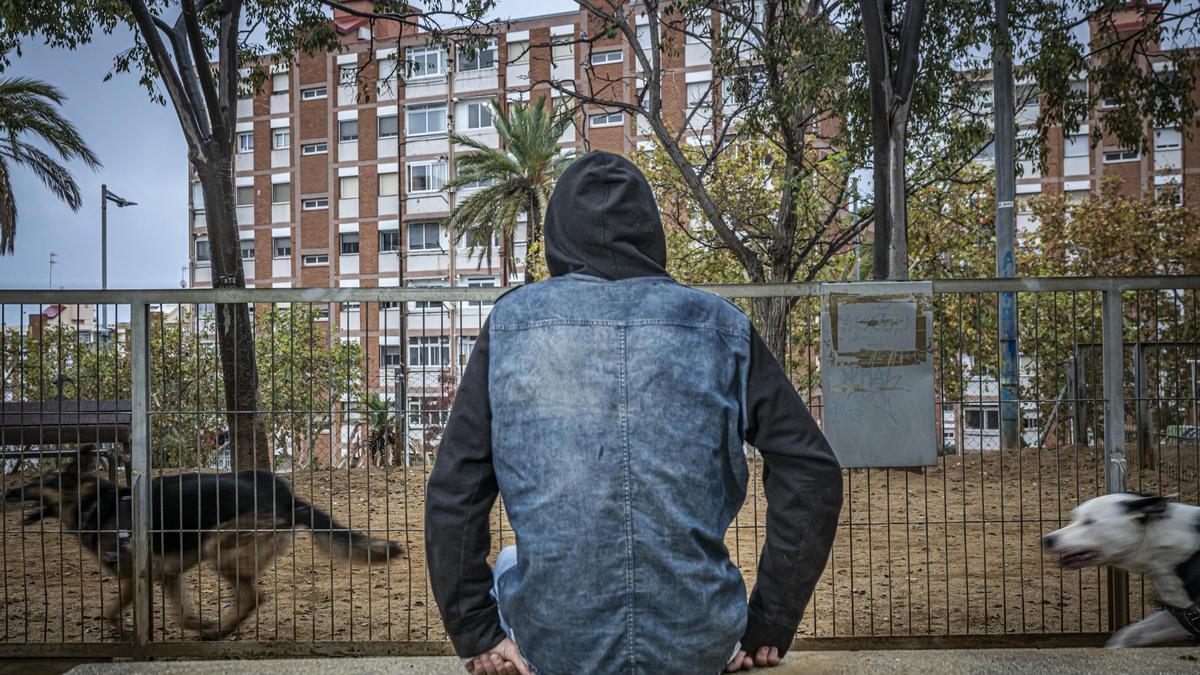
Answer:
[{"left": 0, "top": 0, "right": 575, "bottom": 292}]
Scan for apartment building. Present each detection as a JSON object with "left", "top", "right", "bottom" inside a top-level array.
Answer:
[
  {"left": 976, "top": 7, "right": 1199, "bottom": 236},
  {"left": 186, "top": 3, "right": 721, "bottom": 451}
]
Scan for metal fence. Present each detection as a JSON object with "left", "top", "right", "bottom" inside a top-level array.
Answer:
[{"left": 1, "top": 277, "right": 1197, "bottom": 658}]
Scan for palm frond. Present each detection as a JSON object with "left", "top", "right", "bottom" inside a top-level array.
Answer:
[
  {"left": 0, "top": 157, "right": 17, "bottom": 255},
  {"left": 0, "top": 76, "right": 99, "bottom": 255}
]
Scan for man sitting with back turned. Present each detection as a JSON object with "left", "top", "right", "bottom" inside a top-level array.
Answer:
[{"left": 426, "top": 151, "right": 843, "bottom": 675}]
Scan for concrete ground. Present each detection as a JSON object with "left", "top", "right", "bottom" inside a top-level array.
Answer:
[{"left": 58, "top": 648, "right": 1200, "bottom": 674}]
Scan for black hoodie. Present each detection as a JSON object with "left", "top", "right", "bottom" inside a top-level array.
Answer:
[{"left": 426, "top": 151, "right": 842, "bottom": 661}]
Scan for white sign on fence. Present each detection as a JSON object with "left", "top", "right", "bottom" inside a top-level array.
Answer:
[{"left": 820, "top": 281, "right": 936, "bottom": 468}]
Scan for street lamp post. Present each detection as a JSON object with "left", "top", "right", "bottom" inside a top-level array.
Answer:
[{"left": 100, "top": 184, "right": 137, "bottom": 334}]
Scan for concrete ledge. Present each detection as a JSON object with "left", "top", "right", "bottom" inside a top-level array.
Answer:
[{"left": 66, "top": 648, "right": 1200, "bottom": 675}]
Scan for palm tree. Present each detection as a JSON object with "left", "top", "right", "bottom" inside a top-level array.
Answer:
[
  {"left": 0, "top": 77, "right": 100, "bottom": 255},
  {"left": 445, "top": 98, "right": 575, "bottom": 285}
]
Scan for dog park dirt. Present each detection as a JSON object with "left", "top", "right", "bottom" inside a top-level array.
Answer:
[{"left": 2, "top": 443, "right": 1197, "bottom": 646}]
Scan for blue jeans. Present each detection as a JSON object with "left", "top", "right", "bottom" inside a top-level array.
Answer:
[{"left": 492, "top": 545, "right": 519, "bottom": 640}]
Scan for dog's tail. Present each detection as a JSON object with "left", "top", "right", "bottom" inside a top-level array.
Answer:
[{"left": 292, "top": 498, "right": 403, "bottom": 564}]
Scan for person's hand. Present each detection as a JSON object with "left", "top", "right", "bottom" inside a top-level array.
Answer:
[
  {"left": 724, "top": 646, "right": 782, "bottom": 672},
  {"left": 465, "top": 637, "right": 531, "bottom": 675}
]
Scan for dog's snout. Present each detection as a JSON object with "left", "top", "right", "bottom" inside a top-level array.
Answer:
[{"left": 1043, "top": 533, "right": 1056, "bottom": 548}]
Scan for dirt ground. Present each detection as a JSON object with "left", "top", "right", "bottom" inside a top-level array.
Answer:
[{"left": 2, "top": 443, "right": 1197, "bottom": 646}]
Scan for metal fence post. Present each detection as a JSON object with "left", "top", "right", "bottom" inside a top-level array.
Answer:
[
  {"left": 1101, "top": 288, "right": 1129, "bottom": 631},
  {"left": 130, "top": 302, "right": 153, "bottom": 656}
]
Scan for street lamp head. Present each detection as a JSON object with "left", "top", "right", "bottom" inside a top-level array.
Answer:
[{"left": 103, "top": 188, "right": 137, "bottom": 208}]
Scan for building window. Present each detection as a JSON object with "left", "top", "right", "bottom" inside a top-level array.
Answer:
[
  {"left": 407, "top": 161, "right": 447, "bottom": 192},
  {"left": 379, "top": 229, "right": 401, "bottom": 252},
  {"left": 340, "top": 301, "right": 361, "bottom": 312},
  {"left": 273, "top": 236, "right": 291, "bottom": 258},
  {"left": 271, "top": 182, "right": 290, "bottom": 204},
  {"left": 1064, "top": 133, "right": 1088, "bottom": 158},
  {"left": 378, "top": 115, "right": 399, "bottom": 139},
  {"left": 302, "top": 254, "right": 329, "bottom": 266},
  {"left": 240, "top": 239, "right": 255, "bottom": 260},
  {"left": 191, "top": 180, "right": 204, "bottom": 209},
  {"left": 687, "top": 81, "right": 711, "bottom": 109},
  {"left": 459, "top": 335, "right": 477, "bottom": 365},
  {"left": 381, "top": 345, "right": 403, "bottom": 367},
  {"left": 302, "top": 197, "right": 329, "bottom": 210},
  {"left": 339, "top": 119, "right": 359, "bottom": 142},
  {"left": 590, "top": 50, "right": 622, "bottom": 65},
  {"left": 301, "top": 142, "right": 327, "bottom": 155},
  {"left": 272, "top": 129, "right": 290, "bottom": 150},
  {"left": 465, "top": 101, "right": 493, "bottom": 130},
  {"left": 380, "top": 301, "right": 401, "bottom": 310},
  {"left": 195, "top": 238, "right": 210, "bottom": 263},
  {"left": 507, "top": 40, "right": 529, "bottom": 66},
  {"left": 1102, "top": 148, "right": 1138, "bottom": 163},
  {"left": 409, "top": 336, "right": 450, "bottom": 368},
  {"left": 590, "top": 112, "right": 623, "bottom": 128},
  {"left": 237, "top": 132, "right": 253, "bottom": 153},
  {"left": 407, "top": 104, "right": 447, "bottom": 136},
  {"left": 406, "top": 45, "right": 446, "bottom": 79},
  {"left": 465, "top": 277, "right": 498, "bottom": 307},
  {"left": 408, "top": 221, "right": 441, "bottom": 251},
  {"left": 965, "top": 408, "right": 1000, "bottom": 430},
  {"left": 379, "top": 172, "right": 399, "bottom": 197},
  {"left": 551, "top": 36, "right": 574, "bottom": 66},
  {"left": 271, "top": 72, "right": 288, "bottom": 94},
  {"left": 339, "top": 65, "right": 356, "bottom": 89},
  {"left": 408, "top": 279, "right": 448, "bottom": 310},
  {"left": 1154, "top": 127, "right": 1181, "bottom": 151},
  {"left": 408, "top": 396, "right": 449, "bottom": 428},
  {"left": 235, "top": 185, "right": 254, "bottom": 207},
  {"left": 339, "top": 176, "right": 359, "bottom": 201},
  {"left": 301, "top": 86, "right": 327, "bottom": 100},
  {"left": 458, "top": 40, "right": 498, "bottom": 72},
  {"left": 340, "top": 232, "right": 360, "bottom": 255},
  {"left": 686, "top": 17, "right": 709, "bottom": 45},
  {"left": 1156, "top": 183, "right": 1183, "bottom": 208},
  {"left": 636, "top": 25, "right": 651, "bottom": 50}
]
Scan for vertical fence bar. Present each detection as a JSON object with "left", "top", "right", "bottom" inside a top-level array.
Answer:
[
  {"left": 130, "top": 301, "right": 153, "bottom": 656},
  {"left": 1101, "top": 287, "right": 1129, "bottom": 631}
]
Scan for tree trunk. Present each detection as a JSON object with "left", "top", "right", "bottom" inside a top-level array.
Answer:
[
  {"left": 194, "top": 154, "right": 269, "bottom": 472},
  {"left": 871, "top": 123, "right": 910, "bottom": 280},
  {"left": 524, "top": 201, "right": 541, "bottom": 285},
  {"left": 751, "top": 295, "right": 791, "bottom": 372}
]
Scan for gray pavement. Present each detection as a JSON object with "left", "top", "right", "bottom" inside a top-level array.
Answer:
[{"left": 65, "top": 648, "right": 1200, "bottom": 674}]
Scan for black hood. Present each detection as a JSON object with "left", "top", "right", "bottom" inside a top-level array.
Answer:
[{"left": 543, "top": 151, "right": 668, "bottom": 280}]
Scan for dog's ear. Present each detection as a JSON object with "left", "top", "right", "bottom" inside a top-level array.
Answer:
[{"left": 1123, "top": 494, "right": 1168, "bottom": 521}]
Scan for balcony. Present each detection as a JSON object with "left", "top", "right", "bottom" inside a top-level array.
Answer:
[
  {"left": 407, "top": 134, "right": 448, "bottom": 157},
  {"left": 378, "top": 137, "right": 398, "bottom": 157},
  {"left": 407, "top": 251, "right": 449, "bottom": 273},
  {"left": 339, "top": 140, "right": 358, "bottom": 162},
  {"left": 456, "top": 68, "right": 498, "bottom": 94},
  {"left": 407, "top": 193, "right": 449, "bottom": 215},
  {"left": 272, "top": 202, "right": 290, "bottom": 223},
  {"left": 339, "top": 198, "right": 359, "bottom": 219},
  {"left": 406, "top": 76, "right": 448, "bottom": 100},
  {"left": 271, "top": 258, "right": 291, "bottom": 278},
  {"left": 236, "top": 205, "right": 254, "bottom": 225},
  {"left": 235, "top": 153, "right": 253, "bottom": 172},
  {"left": 339, "top": 254, "right": 359, "bottom": 275},
  {"left": 269, "top": 93, "right": 288, "bottom": 115},
  {"left": 378, "top": 251, "right": 401, "bottom": 274},
  {"left": 236, "top": 98, "right": 253, "bottom": 118},
  {"left": 271, "top": 148, "right": 289, "bottom": 169}
]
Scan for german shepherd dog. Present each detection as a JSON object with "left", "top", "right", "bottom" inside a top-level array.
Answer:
[{"left": 5, "top": 449, "right": 402, "bottom": 639}]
